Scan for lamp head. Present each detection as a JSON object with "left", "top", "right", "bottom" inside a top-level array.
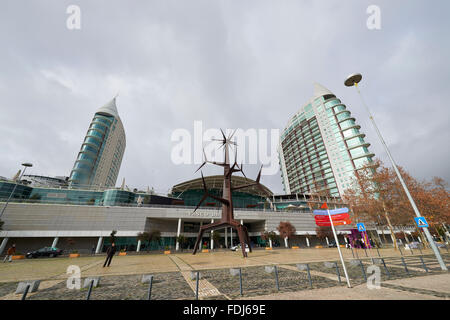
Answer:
[
  {"left": 344, "top": 73, "right": 362, "bottom": 87},
  {"left": 21, "top": 163, "right": 33, "bottom": 167}
]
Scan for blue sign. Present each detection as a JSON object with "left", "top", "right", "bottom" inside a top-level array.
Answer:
[
  {"left": 313, "top": 207, "right": 349, "bottom": 216},
  {"left": 356, "top": 223, "right": 366, "bottom": 232},
  {"left": 414, "top": 217, "right": 429, "bottom": 228}
]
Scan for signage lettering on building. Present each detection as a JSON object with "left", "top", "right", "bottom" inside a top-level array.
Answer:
[{"left": 189, "top": 211, "right": 221, "bottom": 218}]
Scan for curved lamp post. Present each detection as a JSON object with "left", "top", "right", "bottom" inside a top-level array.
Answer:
[
  {"left": 0, "top": 162, "right": 33, "bottom": 219},
  {"left": 344, "top": 73, "right": 447, "bottom": 271}
]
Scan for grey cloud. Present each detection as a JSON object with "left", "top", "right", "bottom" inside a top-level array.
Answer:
[{"left": 0, "top": 0, "right": 449, "bottom": 194}]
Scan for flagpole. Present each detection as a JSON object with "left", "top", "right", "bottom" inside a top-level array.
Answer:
[{"left": 327, "top": 206, "right": 352, "bottom": 288}]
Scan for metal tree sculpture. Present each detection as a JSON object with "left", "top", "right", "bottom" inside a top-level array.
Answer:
[{"left": 192, "top": 129, "right": 268, "bottom": 258}]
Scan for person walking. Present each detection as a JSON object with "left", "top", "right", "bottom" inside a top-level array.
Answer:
[
  {"left": 3, "top": 244, "right": 16, "bottom": 263},
  {"left": 103, "top": 243, "right": 116, "bottom": 267},
  {"left": 91, "top": 245, "right": 96, "bottom": 255}
]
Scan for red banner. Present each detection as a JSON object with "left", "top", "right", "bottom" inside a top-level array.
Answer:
[
  {"left": 315, "top": 219, "right": 352, "bottom": 227},
  {"left": 314, "top": 213, "right": 350, "bottom": 221}
]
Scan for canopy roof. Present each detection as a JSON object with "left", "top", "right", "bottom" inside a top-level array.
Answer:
[{"left": 172, "top": 175, "right": 273, "bottom": 197}]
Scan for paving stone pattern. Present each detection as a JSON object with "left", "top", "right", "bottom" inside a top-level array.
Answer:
[
  {"left": 0, "top": 282, "right": 19, "bottom": 298},
  {"left": 27, "top": 273, "right": 194, "bottom": 300},
  {"left": 307, "top": 254, "right": 449, "bottom": 285},
  {"left": 202, "top": 266, "right": 340, "bottom": 299},
  {"left": 4, "top": 253, "right": 448, "bottom": 300}
]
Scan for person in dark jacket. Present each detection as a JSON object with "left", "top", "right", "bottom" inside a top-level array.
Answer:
[{"left": 103, "top": 243, "right": 116, "bottom": 267}]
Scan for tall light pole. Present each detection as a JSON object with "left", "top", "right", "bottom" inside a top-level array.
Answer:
[
  {"left": 0, "top": 162, "right": 33, "bottom": 219},
  {"left": 344, "top": 73, "right": 447, "bottom": 271}
]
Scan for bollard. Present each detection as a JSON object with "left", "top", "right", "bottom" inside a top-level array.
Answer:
[
  {"left": 195, "top": 271, "right": 199, "bottom": 300},
  {"left": 16, "top": 280, "right": 40, "bottom": 295},
  {"left": 239, "top": 268, "right": 243, "bottom": 296},
  {"left": 147, "top": 275, "right": 153, "bottom": 300},
  {"left": 334, "top": 262, "right": 341, "bottom": 284},
  {"left": 21, "top": 284, "right": 31, "bottom": 301},
  {"left": 359, "top": 260, "right": 367, "bottom": 281},
  {"left": 381, "top": 258, "right": 390, "bottom": 279},
  {"left": 274, "top": 266, "right": 280, "bottom": 291},
  {"left": 419, "top": 256, "right": 429, "bottom": 273},
  {"left": 401, "top": 257, "right": 410, "bottom": 275},
  {"left": 86, "top": 279, "right": 94, "bottom": 300}
]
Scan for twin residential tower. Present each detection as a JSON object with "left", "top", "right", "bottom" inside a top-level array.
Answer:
[
  {"left": 278, "top": 83, "right": 374, "bottom": 197},
  {"left": 69, "top": 97, "right": 126, "bottom": 189},
  {"left": 67, "top": 83, "right": 371, "bottom": 198}
]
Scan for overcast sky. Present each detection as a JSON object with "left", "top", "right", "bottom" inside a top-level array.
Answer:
[{"left": 0, "top": 0, "right": 449, "bottom": 195}]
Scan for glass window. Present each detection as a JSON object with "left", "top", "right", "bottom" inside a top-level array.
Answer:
[
  {"left": 84, "top": 137, "right": 101, "bottom": 147},
  {"left": 354, "top": 157, "right": 371, "bottom": 169},
  {"left": 340, "top": 119, "right": 356, "bottom": 129},
  {"left": 343, "top": 128, "right": 360, "bottom": 137},
  {"left": 350, "top": 147, "right": 369, "bottom": 157},
  {"left": 87, "top": 129, "right": 103, "bottom": 139},
  {"left": 90, "top": 123, "right": 107, "bottom": 132},
  {"left": 333, "top": 105, "right": 346, "bottom": 113},
  {"left": 325, "top": 100, "right": 340, "bottom": 108},
  {"left": 336, "top": 112, "right": 351, "bottom": 121},
  {"left": 346, "top": 137, "right": 366, "bottom": 147}
]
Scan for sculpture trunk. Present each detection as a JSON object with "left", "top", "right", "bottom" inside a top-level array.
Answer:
[{"left": 192, "top": 129, "right": 261, "bottom": 258}]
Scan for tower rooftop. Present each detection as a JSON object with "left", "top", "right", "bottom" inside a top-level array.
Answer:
[
  {"left": 313, "top": 83, "right": 334, "bottom": 98},
  {"left": 96, "top": 96, "right": 119, "bottom": 118}
]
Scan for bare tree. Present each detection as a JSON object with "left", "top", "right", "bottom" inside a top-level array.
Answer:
[{"left": 277, "top": 221, "right": 296, "bottom": 248}]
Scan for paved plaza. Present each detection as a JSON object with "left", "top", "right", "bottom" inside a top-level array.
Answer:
[{"left": 0, "top": 248, "right": 448, "bottom": 300}]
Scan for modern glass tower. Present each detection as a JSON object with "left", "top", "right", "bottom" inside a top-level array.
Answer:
[
  {"left": 69, "top": 97, "right": 126, "bottom": 189},
  {"left": 278, "top": 83, "right": 374, "bottom": 197}
]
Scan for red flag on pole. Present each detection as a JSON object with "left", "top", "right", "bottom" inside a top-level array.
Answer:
[{"left": 320, "top": 202, "right": 328, "bottom": 209}]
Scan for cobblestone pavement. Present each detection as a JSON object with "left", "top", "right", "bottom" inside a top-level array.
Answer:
[
  {"left": 26, "top": 272, "right": 194, "bottom": 300},
  {"left": 0, "top": 281, "right": 19, "bottom": 298},
  {"left": 0, "top": 252, "right": 447, "bottom": 300},
  {"left": 241, "top": 273, "right": 450, "bottom": 300},
  {"left": 201, "top": 266, "right": 341, "bottom": 299},
  {"left": 304, "top": 254, "right": 449, "bottom": 286}
]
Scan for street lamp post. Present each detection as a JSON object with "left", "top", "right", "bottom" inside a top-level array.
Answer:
[
  {"left": 344, "top": 73, "right": 447, "bottom": 271},
  {"left": 0, "top": 163, "right": 33, "bottom": 219}
]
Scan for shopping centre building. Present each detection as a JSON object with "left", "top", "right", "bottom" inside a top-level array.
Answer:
[
  {"left": 0, "top": 174, "right": 369, "bottom": 254},
  {"left": 0, "top": 90, "right": 407, "bottom": 256}
]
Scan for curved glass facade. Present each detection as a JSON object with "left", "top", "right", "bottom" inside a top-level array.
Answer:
[
  {"left": 102, "top": 189, "right": 135, "bottom": 206},
  {"left": 279, "top": 84, "right": 374, "bottom": 197},
  {"left": 171, "top": 189, "right": 265, "bottom": 209},
  {"left": 0, "top": 181, "right": 33, "bottom": 200},
  {"left": 69, "top": 98, "right": 126, "bottom": 189},
  {"left": 69, "top": 114, "right": 113, "bottom": 187}
]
